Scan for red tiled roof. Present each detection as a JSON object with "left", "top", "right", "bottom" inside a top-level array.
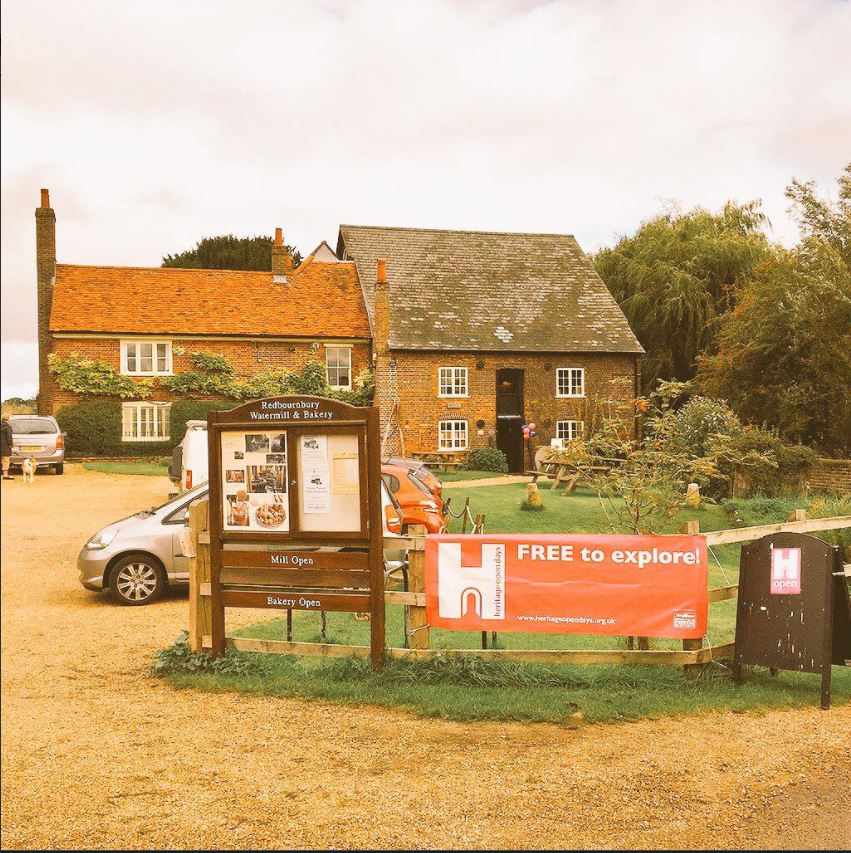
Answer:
[{"left": 49, "top": 258, "right": 371, "bottom": 338}]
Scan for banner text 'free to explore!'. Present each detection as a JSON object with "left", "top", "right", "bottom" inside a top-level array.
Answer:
[{"left": 424, "top": 534, "right": 708, "bottom": 639}]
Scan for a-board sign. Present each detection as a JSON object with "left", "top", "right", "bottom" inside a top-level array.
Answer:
[
  {"left": 424, "top": 534, "right": 708, "bottom": 638},
  {"left": 206, "top": 396, "right": 385, "bottom": 666},
  {"left": 733, "top": 532, "right": 851, "bottom": 709}
]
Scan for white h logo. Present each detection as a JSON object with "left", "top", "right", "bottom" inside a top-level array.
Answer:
[
  {"left": 437, "top": 542, "right": 506, "bottom": 620},
  {"left": 770, "top": 547, "right": 801, "bottom": 594}
]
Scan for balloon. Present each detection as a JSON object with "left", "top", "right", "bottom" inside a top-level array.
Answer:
[
  {"left": 530, "top": 431, "right": 537, "bottom": 437},
  {"left": 529, "top": 423, "right": 537, "bottom": 430}
]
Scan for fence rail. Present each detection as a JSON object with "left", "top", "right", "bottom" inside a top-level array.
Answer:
[{"left": 187, "top": 505, "right": 850, "bottom": 672}]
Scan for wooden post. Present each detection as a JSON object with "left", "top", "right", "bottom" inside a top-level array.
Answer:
[
  {"left": 681, "top": 517, "right": 703, "bottom": 679},
  {"left": 788, "top": 508, "right": 807, "bottom": 522},
  {"left": 407, "top": 523, "right": 430, "bottom": 650},
  {"left": 188, "top": 498, "right": 211, "bottom": 653}
]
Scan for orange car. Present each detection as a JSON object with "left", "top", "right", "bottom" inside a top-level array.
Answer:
[{"left": 381, "top": 460, "right": 445, "bottom": 534}]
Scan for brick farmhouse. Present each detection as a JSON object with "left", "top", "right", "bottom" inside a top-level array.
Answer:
[{"left": 36, "top": 191, "right": 642, "bottom": 470}]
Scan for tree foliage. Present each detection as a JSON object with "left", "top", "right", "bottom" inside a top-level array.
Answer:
[
  {"left": 162, "top": 234, "right": 302, "bottom": 271},
  {"left": 699, "top": 166, "right": 851, "bottom": 455},
  {"left": 595, "top": 202, "right": 770, "bottom": 391}
]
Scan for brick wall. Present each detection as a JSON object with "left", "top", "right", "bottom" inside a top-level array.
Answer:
[
  {"left": 808, "top": 458, "right": 851, "bottom": 495},
  {"left": 45, "top": 336, "right": 371, "bottom": 413},
  {"left": 389, "top": 350, "right": 638, "bottom": 458}
]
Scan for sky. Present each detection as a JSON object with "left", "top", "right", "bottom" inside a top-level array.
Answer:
[{"left": 2, "top": 0, "right": 850, "bottom": 400}]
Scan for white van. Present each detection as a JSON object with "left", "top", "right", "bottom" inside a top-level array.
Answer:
[{"left": 167, "top": 420, "right": 209, "bottom": 492}]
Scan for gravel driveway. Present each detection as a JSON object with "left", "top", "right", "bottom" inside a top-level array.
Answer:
[{"left": 2, "top": 466, "right": 849, "bottom": 850}]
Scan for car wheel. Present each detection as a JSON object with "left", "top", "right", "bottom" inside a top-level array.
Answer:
[
  {"left": 54, "top": 463, "right": 64, "bottom": 475},
  {"left": 108, "top": 554, "right": 166, "bottom": 606}
]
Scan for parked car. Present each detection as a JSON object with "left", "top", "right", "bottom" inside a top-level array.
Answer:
[
  {"left": 7, "top": 414, "right": 65, "bottom": 474},
  {"left": 383, "top": 456, "right": 443, "bottom": 498},
  {"left": 381, "top": 459, "right": 445, "bottom": 533},
  {"left": 78, "top": 481, "right": 404, "bottom": 605},
  {"left": 168, "top": 419, "right": 208, "bottom": 491}
]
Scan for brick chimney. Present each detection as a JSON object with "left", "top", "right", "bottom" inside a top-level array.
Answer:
[
  {"left": 36, "top": 189, "right": 57, "bottom": 414},
  {"left": 372, "top": 258, "right": 400, "bottom": 453},
  {"left": 271, "top": 227, "right": 292, "bottom": 283},
  {"left": 373, "top": 258, "right": 389, "bottom": 356}
]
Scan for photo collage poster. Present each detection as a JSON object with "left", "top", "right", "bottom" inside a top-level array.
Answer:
[{"left": 220, "top": 430, "right": 290, "bottom": 532}]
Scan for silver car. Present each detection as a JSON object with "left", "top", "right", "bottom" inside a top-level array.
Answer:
[
  {"left": 77, "top": 485, "right": 205, "bottom": 605},
  {"left": 9, "top": 414, "right": 65, "bottom": 474},
  {"left": 78, "top": 483, "right": 405, "bottom": 606}
]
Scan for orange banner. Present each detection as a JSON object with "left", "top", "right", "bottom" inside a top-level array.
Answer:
[{"left": 425, "top": 534, "right": 708, "bottom": 639}]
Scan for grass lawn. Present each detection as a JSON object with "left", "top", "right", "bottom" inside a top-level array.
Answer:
[
  {"left": 438, "top": 469, "right": 511, "bottom": 482},
  {"left": 157, "top": 481, "right": 851, "bottom": 724},
  {"left": 84, "top": 459, "right": 170, "bottom": 476}
]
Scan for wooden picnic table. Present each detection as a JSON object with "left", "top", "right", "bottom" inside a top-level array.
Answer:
[
  {"left": 528, "top": 457, "right": 614, "bottom": 493},
  {"left": 410, "top": 451, "right": 468, "bottom": 471}
]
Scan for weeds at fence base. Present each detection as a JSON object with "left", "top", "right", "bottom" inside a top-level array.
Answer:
[{"left": 151, "top": 634, "right": 850, "bottom": 725}]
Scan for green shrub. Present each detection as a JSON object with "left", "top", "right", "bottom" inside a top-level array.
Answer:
[
  {"left": 729, "top": 430, "right": 818, "bottom": 496},
  {"left": 722, "top": 496, "right": 800, "bottom": 528},
  {"left": 56, "top": 399, "right": 233, "bottom": 457},
  {"left": 462, "top": 447, "right": 509, "bottom": 473},
  {"left": 723, "top": 494, "right": 851, "bottom": 559}
]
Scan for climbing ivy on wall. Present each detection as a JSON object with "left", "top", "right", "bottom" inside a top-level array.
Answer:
[
  {"left": 48, "top": 353, "right": 153, "bottom": 399},
  {"left": 49, "top": 350, "right": 375, "bottom": 406}
]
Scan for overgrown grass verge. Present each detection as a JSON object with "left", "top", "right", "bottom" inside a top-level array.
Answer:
[{"left": 153, "top": 632, "right": 850, "bottom": 725}]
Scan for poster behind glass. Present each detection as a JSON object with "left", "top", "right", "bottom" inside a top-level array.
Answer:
[
  {"left": 298, "top": 433, "right": 362, "bottom": 532},
  {"left": 220, "top": 430, "right": 290, "bottom": 533}
]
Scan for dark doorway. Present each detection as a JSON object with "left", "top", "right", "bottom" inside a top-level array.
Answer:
[{"left": 496, "top": 369, "right": 525, "bottom": 473}]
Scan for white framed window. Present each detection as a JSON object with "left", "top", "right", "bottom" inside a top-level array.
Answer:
[
  {"left": 438, "top": 420, "right": 468, "bottom": 451},
  {"left": 556, "top": 420, "right": 583, "bottom": 441},
  {"left": 122, "top": 402, "right": 171, "bottom": 442},
  {"left": 438, "top": 366, "right": 468, "bottom": 397},
  {"left": 325, "top": 345, "right": 352, "bottom": 390},
  {"left": 556, "top": 367, "right": 585, "bottom": 397},
  {"left": 121, "top": 340, "right": 172, "bottom": 376}
]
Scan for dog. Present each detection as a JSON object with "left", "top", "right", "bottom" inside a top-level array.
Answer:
[{"left": 22, "top": 456, "right": 36, "bottom": 484}]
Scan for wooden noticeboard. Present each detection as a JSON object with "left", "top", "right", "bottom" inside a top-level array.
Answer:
[
  {"left": 733, "top": 532, "right": 851, "bottom": 709},
  {"left": 206, "top": 396, "right": 385, "bottom": 667}
]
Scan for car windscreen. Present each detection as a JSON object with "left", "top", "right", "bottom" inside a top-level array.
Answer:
[
  {"left": 10, "top": 418, "right": 58, "bottom": 435},
  {"left": 136, "top": 487, "right": 208, "bottom": 517},
  {"left": 411, "top": 467, "right": 441, "bottom": 491},
  {"left": 407, "top": 472, "right": 435, "bottom": 497}
]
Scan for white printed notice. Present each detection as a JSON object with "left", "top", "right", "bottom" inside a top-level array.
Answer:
[{"left": 300, "top": 435, "right": 331, "bottom": 514}]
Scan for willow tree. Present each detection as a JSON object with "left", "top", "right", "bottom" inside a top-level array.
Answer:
[
  {"left": 594, "top": 202, "right": 770, "bottom": 391},
  {"left": 699, "top": 166, "right": 851, "bottom": 455}
]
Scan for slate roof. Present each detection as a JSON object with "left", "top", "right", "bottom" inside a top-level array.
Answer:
[
  {"left": 337, "top": 225, "right": 643, "bottom": 353},
  {"left": 50, "top": 257, "right": 370, "bottom": 339}
]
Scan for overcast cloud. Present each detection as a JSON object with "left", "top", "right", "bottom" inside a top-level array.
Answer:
[{"left": 2, "top": 0, "right": 850, "bottom": 399}]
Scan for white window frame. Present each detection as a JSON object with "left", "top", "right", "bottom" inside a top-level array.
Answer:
[
  {"left": 121, "top": 402, "right": 171, "bottom": 443},
  {"left": 556, "top": 420, "right": 583, "bottom": 441},
  {"left": 438, "top": 366, "right": 469, "bottom": 398},
  {"left": 556, "top": 367, "right": 585, "bottom": 398},
  {"left": 120, "top": 339, "right": 173, "bottom": 376},
  {"left": 438, "top": 419, "right": 468, "bottom": 451},
  {"left": 325, "top": 345, "right": 352, "bottom": 390}
]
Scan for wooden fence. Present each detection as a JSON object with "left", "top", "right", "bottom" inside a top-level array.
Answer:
[{"left": 186, "top": 501, "right": 850, "bottom": 674}]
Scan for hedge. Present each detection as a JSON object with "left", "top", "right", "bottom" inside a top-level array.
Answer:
[{"left": 56, "top": 399, "right": 233, "bottom": 458}]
